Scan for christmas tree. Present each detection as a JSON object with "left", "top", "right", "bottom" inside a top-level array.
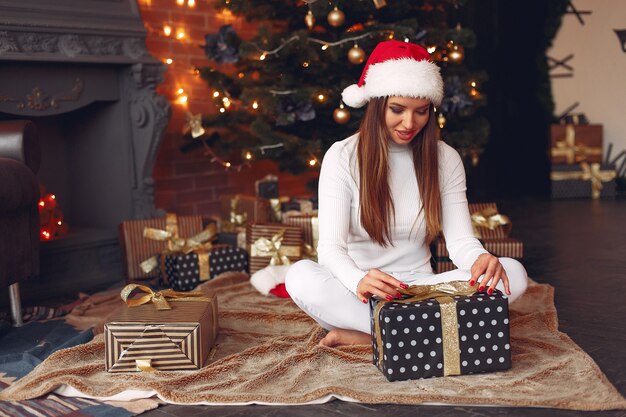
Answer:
[{"left": 189, "top": 0, "right": 488, "bottom": 177}]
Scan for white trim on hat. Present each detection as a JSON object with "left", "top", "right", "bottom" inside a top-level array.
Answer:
[{"left": 342, "top": 58, "right": 444, "bottom": 108}]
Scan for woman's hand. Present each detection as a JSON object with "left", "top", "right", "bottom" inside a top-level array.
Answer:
[
  {"left": 357, "top": 269, "right": 407, "bottom": 303},
  {"left": 469, "top": 253, "right": 511, "bottom": 295}
]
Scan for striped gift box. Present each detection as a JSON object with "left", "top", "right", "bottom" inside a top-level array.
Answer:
[
  {"left": 119, "top": 215, "right": 204, "bottom": 281},
  {"left": 220, "top": 194, "right": 271, "bottom": 224},
  {"left": 246, "top": 223, "right": 302, "bottom": 274},
  {"left": 282, "top": 213, "right": 318, "bottom": 249},
  {"left": 105, "top": 298, "right": 217, "bottom": 372},
  {"left": 468, "top": 202, "right": 509, "bottom": 239},
  {"left": 430, "top": 236, "right": 524, "bottom": 273}
]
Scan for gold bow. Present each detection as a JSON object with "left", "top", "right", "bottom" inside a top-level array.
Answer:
[
  {"left": 120, "top": 283, "right": 212, "bottom": 310},
  {"left": 552, "top": 124, "right": 602, "bottom": 164},
  {"left": 250, "top": 229, "right": 297, "bottom": 266},
  {"left": 470, "top": 207, "right": 512, "bottom": 238},
  {"left": 230, "top": 195, "right": 248, "bottom": 226},
  {"left": 550, "top": 162, "right": 616, "bottom": 199},
  {"left": 374, "top": 281, "right": 477, "bottom": 376},
  {"left": 302, "top": 243, "right": 318, "bottom": 262},
  {"left": 140, "top": 213, "right": 218, "bottom": 275}
]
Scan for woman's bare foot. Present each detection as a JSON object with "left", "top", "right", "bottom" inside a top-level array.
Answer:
[{"left": 319, "top": 329, "right": 371, "bottom": 347}]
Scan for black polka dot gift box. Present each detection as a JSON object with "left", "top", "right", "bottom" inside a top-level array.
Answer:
[
  {"left": 157, "top": 246, "right": 249, "bottom": 292},
  {"left": 369, "top": 281, "right": 511, "bottom": 382}
]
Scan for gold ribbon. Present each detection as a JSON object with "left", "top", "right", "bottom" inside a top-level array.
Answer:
[
  {"left": 230, "top": 195, "right": 247, "bottom": 226},
  {"left": 135, "top": 359, "right": 156, "bottom": 372},
  {"left": 470, "top": 207, "right": 512, "bottom": 238},
  {"left": 373, "top": 281, "right": 476, "bottom": 376},
  {"left": 120, "top": 283, "right": 212, "bottom": 310},
  {"left": 140, "top": 214, "right": 218, "bottom": 274},
  {"left": 550, "top": 162, "right": 616, "bottom": 199},
  {"left": 249, "top": 229, "right": 301, "bottom": 266},
  {"left": 551, "top": 124, "right": 602, "bottom": 164}
]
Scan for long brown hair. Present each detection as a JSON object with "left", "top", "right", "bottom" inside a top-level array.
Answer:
[{"left": 357, "top": 97, "right": 442, "bottom": 247}]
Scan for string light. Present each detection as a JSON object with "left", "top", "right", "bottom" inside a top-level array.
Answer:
[
  {"left": 321, "top": 44, "right": 329, "bottom": 50},
  {"left": 176, "top": 28, "right": 186, "bottom": 40},
  {"left": 245, "top": 151, "right": 253, "bottom": 160},
  {"left": 163, "top": 25, "right": 172, "bottom": 36},
  {"left": 175, "top": 88, "right": 188, "bottom": 105},
  {"left": 252, "top": 100, "right": 259, "bottom": 109},
  {"left": 213, "top": 91, "right": 220, "bottom": 98},
  {"left": 188, "top": 0, "right": 196, "bottom": 7},
  {"left": 259, "top": 53, "right": 267, "bottom": 61},
  {"left": 219, "top": 107, "right": 226, "bottom": 113},
  {"left": 302, "top": 61, "right": 309, "bottom": 68},
  {"left": 427, "top": 45, "right": 437, "bottom": 54},
  {"left": 165, "top": 58, "right": 173, "bottom": 64},
  {"left": 222, "top": 97, "right": 231, "bottom": 108},
  {"left": 317, "top": 93, "right": 326, "bottom": 102},
  {"left": 309, "top": 158, "right": 317, "bottom": 166},
  {"left": 176, "top": 0, "right": 184, "bottom": 5}
]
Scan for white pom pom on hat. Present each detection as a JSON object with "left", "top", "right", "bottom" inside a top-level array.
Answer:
[{"left": 341, "top": 40, "right": 444, "bottom": 108}]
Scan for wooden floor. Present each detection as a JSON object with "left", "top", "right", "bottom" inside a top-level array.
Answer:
[{"left": 140, "top": 197, "right": 626, "bottom": 417}]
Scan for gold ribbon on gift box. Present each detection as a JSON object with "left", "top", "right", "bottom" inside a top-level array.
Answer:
[
  {"left": 120, "top": 283, "right": 212, "bottom": 310},
  {"left": 373, "top": 281, "right": 477, "bottom": 376},
  {"left": 139, "top": 213, "right": 219, "bottom": 281},
  {"left": 551, "top": 124, "right": 602, "bottom": 164},
  {"left": 230, "top": 195, "right": 248, "bottom": 226},
  {"left": 249, "top": 229, "right": 301, "bottom": 266},
  {"left": 550, "top": 162, "right": 616, "bottom": 199},
  {"left": 470, "top": 207, "right": 512, "bottom": 238}
]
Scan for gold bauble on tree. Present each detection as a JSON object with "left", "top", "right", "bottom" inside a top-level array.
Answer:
[
  {"left": 347, "top": 45, "right": 365, "bottom": 64},
  {"left": 333, "top": 105, "right": 350, "bottom": 124},
  {"left": 305, "top": 10, "right": 315, "bottom": 30},
  {"left": 446, "top": 41, "right": 465, "bottom": 64},
  {"left": 437, "top": 112, "right": 446, "bottom": 129},
  {"left": 327, "top": 6, "right": 345, "bottom": 27}
]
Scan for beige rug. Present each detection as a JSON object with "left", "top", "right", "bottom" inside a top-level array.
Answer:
[{"left": 1, "top": 272, "right": 625, "bottom": 410}]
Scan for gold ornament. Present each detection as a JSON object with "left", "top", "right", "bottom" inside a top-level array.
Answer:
[
  {"left": 447, "top": 41, "right": 465, "bottom": 64},
  {"left": 333, "top": 105, "right": 350, "bottom": 124},
  {"left": 184, "top": 112, "right": 205, "bottom": 138},
  {"left": 347, "top": 45, "right": 365, "bottom": 64},
  {"left": 470, "top": 149, "right": 480, "bottom": 167},
  {"left": 437, "top": 112, "right": 446, "bottom": 129},
  {"left": 327, "top": 6, "right": 345, "bottom": 27},
  {"left": 305, "top": 10, "right": 315, "bottom": 30},
  {"left": 372, "top": 0, "right": 387, "bottom": 8}
]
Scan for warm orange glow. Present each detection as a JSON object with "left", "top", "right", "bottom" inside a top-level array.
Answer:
[
  {"left": 222, "top": 97, "right": 231, "bottom": 108},
  {"left": 224, "top": 161, "right": 232, "bottom": 167},
  {"left": 309, "top": 159, "right": 317, "bottom": 166},
  {"left": 50, "top": 194, "right": 56, "bottom": 200},
  {"left": 245, "top": 152, "right": 252, "bottom": 160},
  {"left": 176, "top": 0, "right": 185, "bottom": 4},
  {"left": 39, "top": 200, "right": 45, "bottom": 207},
  {"left": 317, "top": 94, "right": 325, "bottom": 102},
  {"left": 176, "top": 29, "right": 186, "bottom": 40},
  {"left": 213, "top": 90, "right": 220, "bottom": 98},
  {"left": 177, "top": 95, "right": 188, "bottom": 105},
  {"left": 163, "top": 25, "right": 172, "bottom": 36},
  {"left": 252, "top": 100, "right": 259, "bottom": 109},
  {"left": 321, "top": 44, "right": 329, "bottom": 50},
  {"left": 219, "top": 107, "right": 226, "bottom": 113},
  {"left": 41, "top": 230, "right": 51, "bottom": 240},
  {"left": 259, "top": 53, "right": 267, "bottom": 61},
  {"left": 165, "top": 58, "right": 173, "bottom": 64},
  {"left": 57, "top": 220, "right": 62, "bottom": 226},
  {"left": 187, "top": 0, "right": 196, "bottom": 7},
  {"left": 177, "top": 88, "right": 184, "bottom": 95},
  {"left": 302, "top": 61, "right": 309, "bottom": 68}
]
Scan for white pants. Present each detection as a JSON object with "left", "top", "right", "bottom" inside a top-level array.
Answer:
[{"left": 285, "top": 258, "right": 528, "bottom": 334}]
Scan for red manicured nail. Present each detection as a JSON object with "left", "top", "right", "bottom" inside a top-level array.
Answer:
[
  {"left": 487, "top": 288, "right": 493, "bottom": 295},
  {"left": 396, "top": 293, "right": 402, "bottom": 298},
  {"left": 478, "top": 286, "right": 484, "bottom": 292},
  {"left": 400, "top": 283, "right": 408, "bottom": 289},
  {"left": 362, "top": 298, "right": 368, "bottom": 304},
  {"left": 385, "top": 295, "right": 393, "bottom": 301},
  {"left": 469, "top": 280, "right": 475, "bottom": 286}
]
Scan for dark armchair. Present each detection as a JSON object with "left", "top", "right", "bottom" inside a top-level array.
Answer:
[{"left": 0, "top": 120, "right": 41, "bottom": 326}]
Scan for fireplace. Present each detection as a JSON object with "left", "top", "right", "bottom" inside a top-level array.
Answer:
[{"left": 0, "top": 0, "right": 171, "bottom": 301}]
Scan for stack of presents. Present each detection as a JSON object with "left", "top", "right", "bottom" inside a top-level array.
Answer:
[
  {"left": 107, "top": 174, "right": 522, "bottom": 381},
  {"left": 549, "top": 118, "right": 619, "bottom": 199}
]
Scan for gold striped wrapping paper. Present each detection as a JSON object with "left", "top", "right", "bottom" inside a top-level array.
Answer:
[
  {"left": 119, "top": 216, "right": 204, "bottom": 281},
  {"left": 430, "top": 237, "right": 524, "bottom": 273},
  {"left": 105, "top": 299, "right": 217, "bottom": 372},
  {"left": 282, "top": 213, "right": 319, "bottom": 249},
  {"left": 246, "top": 223, "right": 302, "bottom": 274}
]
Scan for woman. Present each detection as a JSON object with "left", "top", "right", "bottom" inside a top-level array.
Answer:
[{"left": 285, "top": 40, "right": 528, "bottom": 347}]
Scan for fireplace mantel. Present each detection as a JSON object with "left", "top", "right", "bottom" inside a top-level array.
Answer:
[{"left": 0, "top": 0, "right": 171, "bottom": 299}]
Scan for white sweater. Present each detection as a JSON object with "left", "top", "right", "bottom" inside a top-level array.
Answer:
[{"left": 317, "top": 133, "right": 487, "bottom": 295}]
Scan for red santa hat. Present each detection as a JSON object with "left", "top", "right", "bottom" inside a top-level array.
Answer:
[{"left": 341, "top": 40, "right": 444, "bottom": 108}]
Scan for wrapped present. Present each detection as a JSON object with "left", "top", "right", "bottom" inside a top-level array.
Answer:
[
  {"left": 105, "top": 284, "right": 218, "bottom": 372},
  {"left": 550, "top": 124, "right": 603, "bottom": 165},
  {"left": 255, "top": 174, "right": 279, "bottom": 199},
  {"left": 281, "top": 198, "right": 317, "bottom": 215},
  {"left": 246, "top": 223, "right": 302, "bottom": 273},
  {"left": 216, "top": 228, "right": 246, "bottom": 250},
  {"left": 370, "top": 281, "right": 511, "bottom": 381},
  {"left": 282, "top": 213, "right": 319, "bottom": 249},
  {"left": 119, "top": 214, "right": 204, "bottom": 281},
  {"left": 158, "top": 246, "right": 249, "bottom": 291},
  {"left": 551, "top": 162, "right": 616, "bottom": 199},
  {"left": 220, "top": 194, "right": 271, "bottom": 226},
  {"left": 467, "top": 203, "right": 511, "bottom": 239},
  {"left": 430, "top": 237, "right": 524, "bottom": 274}
]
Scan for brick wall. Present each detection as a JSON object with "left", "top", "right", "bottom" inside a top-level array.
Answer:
[{"left": 137, "top": 0, "right": 319, "bottom": 218}]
